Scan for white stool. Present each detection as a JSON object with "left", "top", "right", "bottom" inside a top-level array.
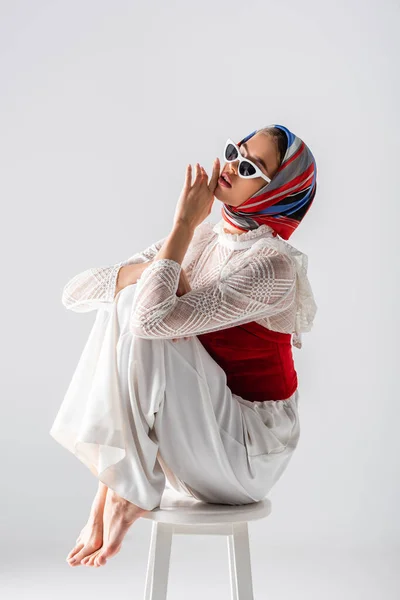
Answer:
[{"left": 141, "top": 488, "right": 272, "bottom": 600}]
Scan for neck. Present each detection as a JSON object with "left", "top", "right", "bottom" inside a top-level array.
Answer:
[{"left": 222, "top": 222, "right": 248, "bottom": 235}]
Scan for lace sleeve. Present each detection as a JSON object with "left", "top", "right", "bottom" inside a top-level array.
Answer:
[
  {"left": 130, "top": 247, "right": 296, "bottom": 339},
  {"left": 61, "top": 236, "right": 167, "bottom": 313}
]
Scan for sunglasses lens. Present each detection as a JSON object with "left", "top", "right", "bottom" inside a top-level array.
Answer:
[
  {"left": 225, "top": 142, "right": 258, "bottom": 178},
  {"left": 225, "top": 143, "right": 238, "bottom": 161},
  {"left": 239, "top": 161, "right": 257, "bottom": 177}
]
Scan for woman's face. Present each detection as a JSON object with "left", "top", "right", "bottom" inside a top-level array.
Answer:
[{"left": 214, "top": 132, "right": 281, "bottom": 208}]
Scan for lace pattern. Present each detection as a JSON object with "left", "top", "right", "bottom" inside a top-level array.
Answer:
[
  {"left": 130, "top": 249, "right": 296, "bottom": 338},
  {"left": 61, "top": 237, "right": 168, "bottom": 312},
  {"left": 61, "top": 218, "right": 317, "bottom": 347}
]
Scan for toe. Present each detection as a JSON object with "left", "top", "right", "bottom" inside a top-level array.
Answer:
[
  {"left": 66, "top": 542, "right": 84, "bottom": 561},
  {"left": 69, "top": 545, "right": 94, "bottom": 565},
  {"left": 94, "top": 551, "right": 107, "bottom": 567},
  {"left": 98, "top": 543, "right": 120, "bottom": 564},
  {"left": 81, "top": 549, "right": 100, "bottom": 566},
  {"left": 87, "top": 549, "right": 102, "bottom": 566}
]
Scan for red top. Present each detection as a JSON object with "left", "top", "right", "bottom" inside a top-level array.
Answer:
[{"left": 197, "top": 322, "right": 298, "bottom": 402}]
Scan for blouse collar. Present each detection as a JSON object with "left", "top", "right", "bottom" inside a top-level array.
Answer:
[{"left": 212, "top": 218, "right": 276, "bottom": 250}]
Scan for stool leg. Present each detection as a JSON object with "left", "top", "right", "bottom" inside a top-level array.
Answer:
[
  {"left": 228, "top": 522, "right": 254, "bottom": 600},
  {"left": 144, "top": 522, "right": 173, "bottom": 600}
]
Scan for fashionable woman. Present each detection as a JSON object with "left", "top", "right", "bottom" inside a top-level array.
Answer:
[{"left": 50, "top": 124, "right": 318, "bottom": 568}]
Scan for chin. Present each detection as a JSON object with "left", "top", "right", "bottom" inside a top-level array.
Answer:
[{"left": 214, "top": 187, "right": 232, "bottom": 204}]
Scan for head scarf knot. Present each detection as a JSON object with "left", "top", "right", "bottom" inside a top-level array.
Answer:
[{"left": 221, "top": 124, "right": 317, "bottom": 240}]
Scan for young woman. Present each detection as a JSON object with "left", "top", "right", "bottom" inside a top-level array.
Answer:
[{"left": 51, "top": 124, "right": 318, "bottom": 568}]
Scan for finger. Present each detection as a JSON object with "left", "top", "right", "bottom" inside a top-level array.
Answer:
[
  {"left": 200, "top": 166, "right": 208, "bottom": 183},
  {"left": 209, "top": 158, "right": 220, "bottom": 193},
  {"left": 198, "top": 166, "right": 204, "bottom": 184},
  {"left": 184, "top": 164, "right": 192, "bottom": 190},
  {"left": 193, "top": 163, "right": 202, "bottom": 186}
]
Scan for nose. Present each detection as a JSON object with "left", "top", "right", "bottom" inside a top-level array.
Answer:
[{"left": 226, "top": 161, "right": 238, "bottom": 175}]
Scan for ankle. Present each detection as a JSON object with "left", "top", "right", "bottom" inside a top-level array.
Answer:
[{"left": 96, "top": 481, "right": 108, "bottom": 498}]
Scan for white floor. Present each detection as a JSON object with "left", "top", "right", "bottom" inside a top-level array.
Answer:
[{"left": 2, "top": 539, "right": 399, "bottom": 599}]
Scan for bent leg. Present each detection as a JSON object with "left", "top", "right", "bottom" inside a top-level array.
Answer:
[
  {"left": 152, "top": 335, "right": 300, "bottom": 505},
  {"left": 51, "top": 327, "right": 299, "bottom": 512}
]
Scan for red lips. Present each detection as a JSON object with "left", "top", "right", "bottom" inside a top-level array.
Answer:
[
  {"left": 218, "top": 175, "right": 231, "bottom": 189},
  {"left": 221, "top": 172, "right": 232, "bottom": 186}
]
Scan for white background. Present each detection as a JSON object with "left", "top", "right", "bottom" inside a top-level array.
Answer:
[{"left": 1, "top": 0, "right": 398, "bottom": 597}]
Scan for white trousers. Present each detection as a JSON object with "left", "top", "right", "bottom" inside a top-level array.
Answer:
[
  {"left": 104, "top": 331, "right": 300, "bottom": 510},
  {"left": 51, "top": 294, "right": 301, "bottom": 512}
]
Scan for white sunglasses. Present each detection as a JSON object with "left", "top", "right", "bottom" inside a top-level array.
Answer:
[{"left": 223, "top": 138, "right": 271, "bottom": 183}]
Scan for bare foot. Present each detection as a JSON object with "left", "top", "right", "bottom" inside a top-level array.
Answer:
[
  {"left": 88, "top": 488, "right": 148, "bottom": 568},
  {"left": 66, "top": 481, "right": 108, "bottom": 566}
]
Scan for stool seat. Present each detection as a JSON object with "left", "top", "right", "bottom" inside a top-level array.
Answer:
[
  {"left": 142, "top": 488, "right": 271, "bottom": 525},
  {"left": 141, "top": 489, "right": 272, "bottom": 599}
]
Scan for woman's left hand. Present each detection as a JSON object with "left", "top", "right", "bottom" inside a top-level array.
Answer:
[{"left": 173, "top": 159, "right": 220, "bottom": 230}]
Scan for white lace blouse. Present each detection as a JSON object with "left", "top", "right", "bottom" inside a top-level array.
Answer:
[{"left": 61, "top": 219, "right": 318, "bottom": 349}]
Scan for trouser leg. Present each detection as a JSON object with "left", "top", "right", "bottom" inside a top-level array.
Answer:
[
  {"left": 86, "top": 331, "right": 168, "bottom": 511},
  {"left": 112, "top": 333, "right": 300, "bottom": 509},
  {"left": 52, "top": 330, "right": 299, "bottom": 512},
  {"left": 149, "top": 335, "right": 300, "bottom": 506}
]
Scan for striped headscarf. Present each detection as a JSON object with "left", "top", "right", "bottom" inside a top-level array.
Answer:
[{"left": 221, "top": 124, "right": 317, "bottom": 240}]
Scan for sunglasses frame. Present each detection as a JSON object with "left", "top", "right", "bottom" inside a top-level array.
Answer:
[{"left": 223, "top": 138, "right": 271, "bottom": 184}]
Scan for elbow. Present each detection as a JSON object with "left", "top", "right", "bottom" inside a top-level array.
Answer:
[
  {"left": 130, "top": 298, "right": 176, "bottom": 338},
  {"left": 129, "top": 318, "right": 149, "bottom": 338},
  {"left": 130, "top": 307, "right": 145, "bottom": 337},
  {"left": 61, "top": 287, "right": 74, "bottom": 311},
  {"left": 61, "top": 283, "right": 78, "bottom": 311},
  {"left": 130, "top": 312, "right": 159, "bottom": 339},
  {"left": 61, "top": 288, "right": 91, "bottom": 313},
  {"left": 61, "top": 277, "right": 82, "bottom": 312}
]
